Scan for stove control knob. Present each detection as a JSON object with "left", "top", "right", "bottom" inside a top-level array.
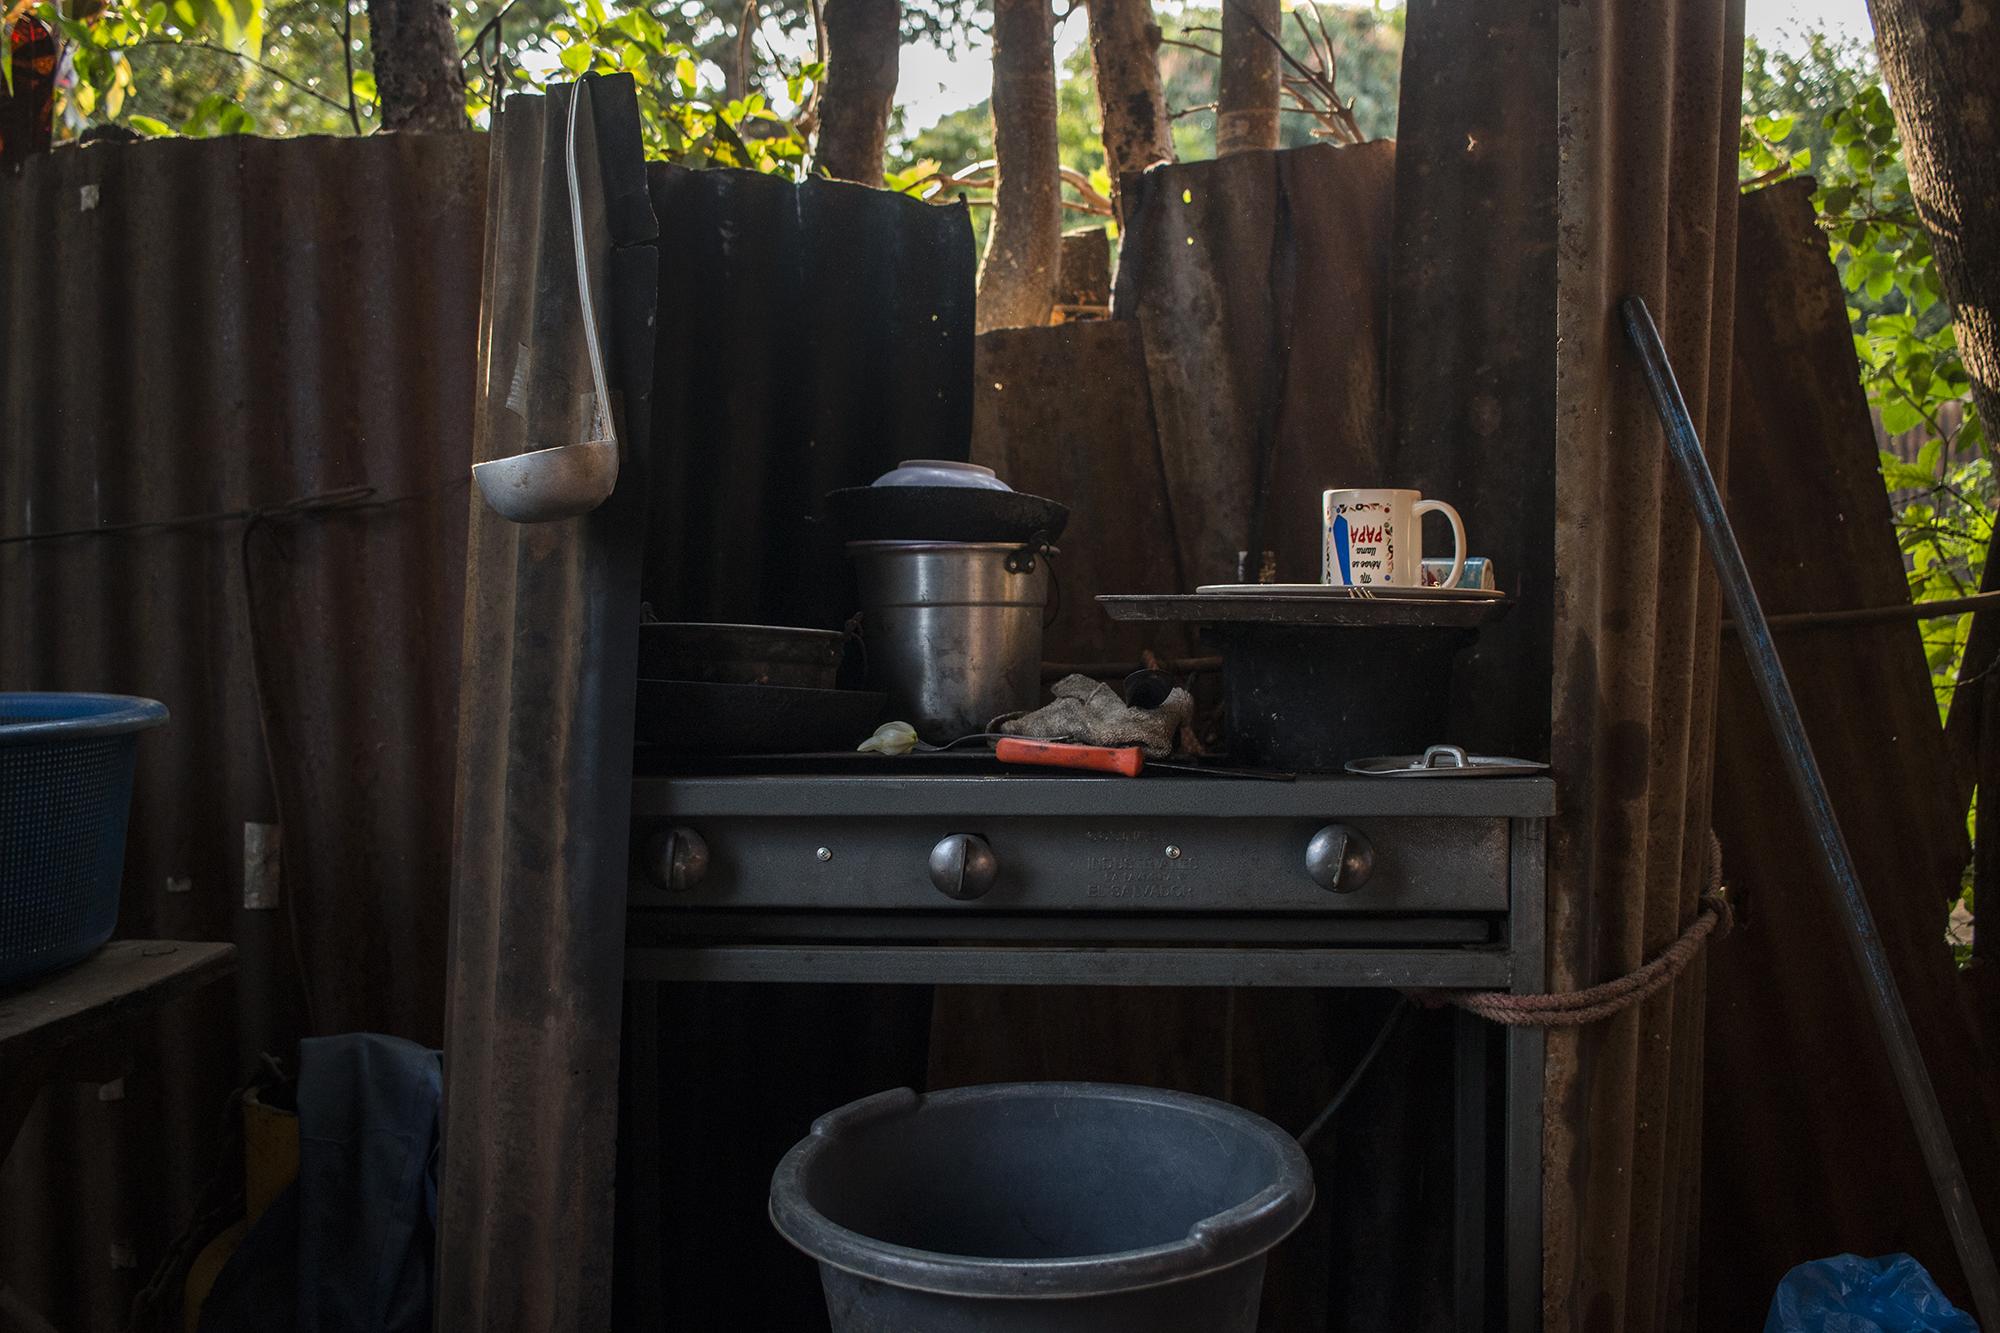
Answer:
[
  {"left": 1305, "top": 824, "right": 1373, "bottom": 893},
  {"left": 929, "top": 834, "right": 998, "bottom": 901},
  {"left": 645, "top": 826, "right": 709, "bottom": 893}
]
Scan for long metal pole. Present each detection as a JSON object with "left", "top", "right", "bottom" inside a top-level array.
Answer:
[{"left": 1620, "top": 295, "right": 2000, "bottom": 1327}]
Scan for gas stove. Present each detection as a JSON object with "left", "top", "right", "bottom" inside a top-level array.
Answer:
[{"left": 626, "top": 767, "right": 1551, "bottom": 988}]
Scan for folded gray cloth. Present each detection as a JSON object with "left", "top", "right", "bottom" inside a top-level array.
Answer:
[{"left": 997, "top": 673, "right": 1193, "bottom": 759}]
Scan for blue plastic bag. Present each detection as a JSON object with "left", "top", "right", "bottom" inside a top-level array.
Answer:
[{"left": 1766, "top": 1253, "right": 1979, "bottom": 1333}]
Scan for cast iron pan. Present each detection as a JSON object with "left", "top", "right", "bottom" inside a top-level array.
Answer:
[
  {"left": 824, "top": 486, "right": 1071, "bottom": 543},
  {"left": 635, "top": 679, "right": 886, "bottom": 754}
]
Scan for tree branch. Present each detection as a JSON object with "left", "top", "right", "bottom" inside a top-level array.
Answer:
[
  {"left": 132, "top": 37, "right": 354, "bottom": 114},
  {"left": 335, "top": 0, "right": 361, "bottom": 133}
]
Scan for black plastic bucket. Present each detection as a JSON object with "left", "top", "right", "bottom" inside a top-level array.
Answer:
[{"left": 768, "top": 1082, "right": 1314, "bottom": 1332}]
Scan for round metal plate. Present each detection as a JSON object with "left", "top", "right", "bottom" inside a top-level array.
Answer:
[
  {"left": 1097, "top": 593, "right": 1511, "bottom": 628},
  {"left": 1194, "top": 583, "right": 1505, "bottom": 601}
]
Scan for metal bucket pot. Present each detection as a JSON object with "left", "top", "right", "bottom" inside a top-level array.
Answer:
[
  {"left": 770, "top": 1083, "right": 1314, "bottom": 1333},
  {"left": 847, "top": 542, "right": 1049, "bottom": 743}
]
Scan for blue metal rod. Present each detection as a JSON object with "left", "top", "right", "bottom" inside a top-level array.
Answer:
[{"left": 1620, "top": 294, "right": 1999, "bottom": 1327}]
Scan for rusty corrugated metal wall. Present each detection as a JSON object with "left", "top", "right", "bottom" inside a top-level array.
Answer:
[
  {"left": 438, "top": 77, "right": 658, "bottom": 1333},
  {"left": 1702, "top": 179, "right": 2000, "bottom": 1321},
  {"left": 1388, "top": 0, "right": 1744, "bottom": 1323},
  {"left": 1547, "top": 0, "right": 1744, "bottom": 1327},
  {"left": 0, "top": 133, "right": 484, "bottom": 1326}
]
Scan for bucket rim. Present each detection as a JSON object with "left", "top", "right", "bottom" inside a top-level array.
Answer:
[
  {"left": 768, "top": 1081, "right": 1315, "bottom": 1301},
  {"left": 0, "top": 693, "right": 169, "bottom": 745}
]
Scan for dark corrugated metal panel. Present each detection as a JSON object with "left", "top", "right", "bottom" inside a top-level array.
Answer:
[
  {"left": 1547, "top": 0, "right": 1743, "bottom": 1327},
  {"left": 1110, "top": 140, "right": 1398, "bottom": 590},
  {"left": 639, "top": 164, "right": 975, "bottom": 630},
  {"left": 1702, "top": 180, "right": 2000, "bottom": 1321},
  {"left": 620, "top": 154, "right": 975, "bottom": 1330},
  {"left": 970, "top": 321, "right": 1195, "bottom": 668},
  {"left": 437, "top": 76, "right": 657, "bottom": 1333},
  {"left": 0, "top": 130, "right": 484, "bottom": 1326},
  {"left": 1389, "top": 0, "right": 1556, "bottom": 763}
]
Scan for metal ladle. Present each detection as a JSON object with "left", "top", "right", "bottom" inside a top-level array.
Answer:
[{"left": 472, "top": 81, "right": 619, "bottom": 523}]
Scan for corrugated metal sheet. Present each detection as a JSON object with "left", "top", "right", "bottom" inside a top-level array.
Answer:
[
  {"left": 1702, "top": 179, "right": 2000, "bottom": 1322},
  {"left": 627, "top": 161, "right": 974, "bottom": 1328},
  {"left": 1110, "top": 139, "right": 1398, "bottom": 590},
  {"left": 0, "top": 131, "right": 485, "bottom": 1326},
  {"left": 437, "top": 76, "right": 656, "bottom": 1333},
  {"left": 1388, "top": 0, "right": 1556, "bottom": 763},
  {"left": 1548, "top": 0, "right": 1743, "bottom": 1327}
]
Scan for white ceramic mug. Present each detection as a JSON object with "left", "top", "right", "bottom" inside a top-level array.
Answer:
[{"left": 1322, "top": 488, "right": 1467, "bottom": 589}]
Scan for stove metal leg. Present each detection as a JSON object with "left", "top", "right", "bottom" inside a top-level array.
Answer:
[
  {"left": 1506, "top": 818, "right": 1547, "bottom": 1333},
  {"left": 1454, "top": 1006, "right": 1489, "bottom": 1331}
]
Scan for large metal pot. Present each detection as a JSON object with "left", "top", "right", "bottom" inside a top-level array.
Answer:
[{"left": 848, "top": 541, "right": 1050, "bottom": 743}]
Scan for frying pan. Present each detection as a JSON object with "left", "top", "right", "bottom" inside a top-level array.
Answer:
[
  {"left": 824, "top": 486, "right": 1071, "bottom": 544},
  {"left": 635, "top": 679, "right": 886, "bottom": 754}
]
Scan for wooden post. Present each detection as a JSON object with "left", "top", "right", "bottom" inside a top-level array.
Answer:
[
  {"left": 365, "top": 0, "right": 467, "bottom": 132},
  {"left": 977, "top": 0, "right": 1062, "bottom": 331},
  {"left": 816, "top": 0, "right": 901, "bottom": 183},
  {"left": 1085, "top": 0, "right": 1174, "bottom": 219},
  {"left": 1216, "top": 0, "right": 1279, "bottom": 155}
]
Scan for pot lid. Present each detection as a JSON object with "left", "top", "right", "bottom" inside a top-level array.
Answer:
[{"left": 1344, "top": 745, "right": 1549, "bottom": 777}]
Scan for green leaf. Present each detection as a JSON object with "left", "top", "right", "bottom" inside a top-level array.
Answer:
[
  {"left": 2, "top": 21, "right": 12, "bottom": 98},
  {"left": 1865, "top": 267, "right": 1896, "bottom": 301},
  {"left": 351, "top": 68, "right": 375, "bottom": 103},
  {"left": 1917, "top": 437, "right": 1943, "bottom": 475},
  {"left": 146, "top": 3, "right": 168, "bottom": 26},
  {"left": 1880, "top": 398, "right": 1924, "bottom": 436},
  {"left": 559, "top": 42, "right": 591, "bottom": 74},
  {"left": 1823, "top": 185, "right": 1855, "bottom": 215},
  {"left": 1846, "top": 142, "right": 1872, "bottom": 173},
  {"left": 127, "top": 113, "right": 173, "bottom": 136}
]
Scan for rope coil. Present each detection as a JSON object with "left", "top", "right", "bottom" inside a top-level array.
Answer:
[{"left": 1410, "top": 832, "right": 1732, "bottom": 1027}]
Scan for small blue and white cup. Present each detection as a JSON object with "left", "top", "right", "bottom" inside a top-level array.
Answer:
[{"left": 1423, "top": 556, "right": 1494, "bottom": 590}]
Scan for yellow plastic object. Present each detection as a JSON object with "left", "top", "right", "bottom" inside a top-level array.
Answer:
[
  {"left": 182, "top": 1220, "right": 247, "bottom": 1331},
  {"left": 242, "top": 1089, "right": 299, "bottom": 1226},
  {"left": 183, "top": 1089, "right": 300, "bottom": 1330}
]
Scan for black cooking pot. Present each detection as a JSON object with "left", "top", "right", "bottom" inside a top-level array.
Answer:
[
  {"left": 638, "top": 622, "right": 847, "bottom": 689},
  {"left": 824, "top": 486, "right": 1071, "bottom": 544}
]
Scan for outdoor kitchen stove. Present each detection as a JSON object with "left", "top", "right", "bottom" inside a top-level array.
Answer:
[{"left": 626, "top": 759, "right": 1551, "bottom": 1332}]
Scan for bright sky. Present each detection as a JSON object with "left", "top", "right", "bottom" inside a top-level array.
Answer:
[{"left": 891, "top": 0, "right": 1877, "bottom": 133}]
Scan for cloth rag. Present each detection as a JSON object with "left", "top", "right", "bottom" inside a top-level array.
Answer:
[{"left": 998, "top": 673, "right": 1192, "bottom": 758}]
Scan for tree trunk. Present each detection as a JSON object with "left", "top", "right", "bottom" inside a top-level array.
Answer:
[
  {"left": 366, "top": 0, "right": 467, "bottom": 132},
  {"left": 1215, "top": 0, "right": 1279, "bottom": 155},
  {"left": 816, "top": 0, "right": 900, "bottom": 183},
  {"left": 977, "top": 0, "right": 1062, "bottom": 331},
  {"left": 1085, "top": 0, "right": 1173, "bottom": 220},
  {"left": 1868, "top": 0, "right": 2000, "bottom": 802}
]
